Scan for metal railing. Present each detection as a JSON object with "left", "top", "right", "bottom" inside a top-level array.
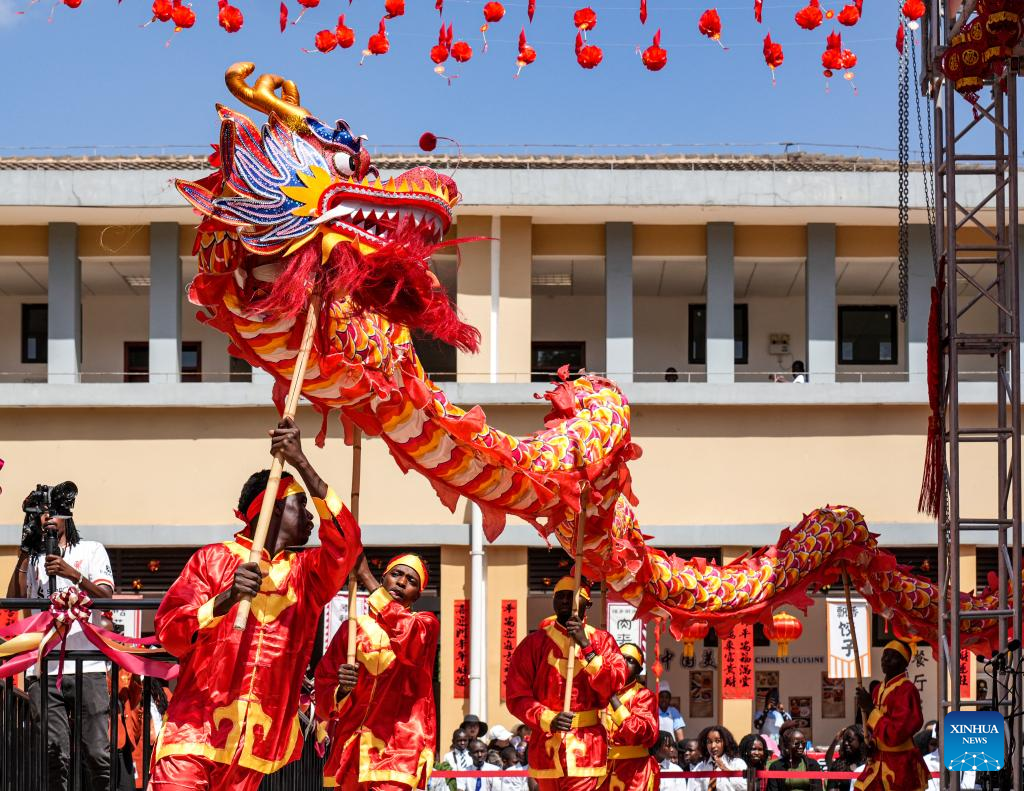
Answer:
[{"left": 0, "top": 598, "right": 324, "bottom": 791}]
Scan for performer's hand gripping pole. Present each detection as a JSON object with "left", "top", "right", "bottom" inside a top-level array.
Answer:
[
  {"left": 234, "top": 292, "right": 322, "bottom": 631},
  {"left": 564, "top": 487, "right": 589, "bottom": 713},
  {"left": 346, "top": 428, "right": 363, "bottom": 665},
  {"left": 841, "top": 566, "right": 864, "bottom": 688}
]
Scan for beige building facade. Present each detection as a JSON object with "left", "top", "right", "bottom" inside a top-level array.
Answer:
[{"left": 0, "top": 153, "right": 1013, "bottom": 747}]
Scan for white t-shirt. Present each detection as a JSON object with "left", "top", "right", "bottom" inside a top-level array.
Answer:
[
  {"left": 926, "top": 750, "right": 975, "bottom": 790},
  {"left": 457, "top": 762, "right": 501, "bottom": 791},
  {"left": 659, "top": 704, "right": 687, "bottom": 735},
  {"left": 693, "top": 756, "right": 747, "bottom": 791},
  {"left": 26, "top": 540, "right": 114, "bottom": 675},
  {"left": 659, "top": 759, "right": 690, "bottom": 791}
]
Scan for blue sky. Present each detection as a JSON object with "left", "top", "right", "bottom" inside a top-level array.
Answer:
[{"left": 0, "top": 0, "right": 926, "bottom": 157}]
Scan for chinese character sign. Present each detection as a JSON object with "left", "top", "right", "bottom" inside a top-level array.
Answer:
[
  {"left": 959, "top": 648, "right": 973, "bottom": 700},
  {"left": 606, "top": 601, "right": 645, "bottom": 659},
  {"left": 323, "top": 590, "right": 369, "bottom": 647},
  {"left": 500, "top": 599, "right": 518, "bottom": 701},
  {"left": 826, "top": 597, "right": 871, "bottom": 679},
  {"left": 453, "top": 599, "right": 469, "bottom": 699},
  {"left": 721, "top": 624, "right": 754, "bottom": 700}
]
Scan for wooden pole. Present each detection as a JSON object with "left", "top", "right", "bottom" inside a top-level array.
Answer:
[
  {"left": 233, "top": 292, "right": 322, "bottom": 631},
  {"left": 841, "top": 567, "right": 865, "bottom": 688},
  {"left": 346, "top": 428, "right": 363, "bottom": 665},
  {"left": 563, "top": 489, "right": 589, "bottom": 713}
]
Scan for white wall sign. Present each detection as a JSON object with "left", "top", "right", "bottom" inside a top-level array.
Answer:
[
  {"left": 826, "top": 597, "right": 872, "bottom": 679},
  {"left": 323, "top": 590, "right": 370, "bottom": 648}
]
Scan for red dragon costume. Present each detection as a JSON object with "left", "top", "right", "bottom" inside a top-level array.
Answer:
[
  {"left": 151, "top": 480, "right": 360, "bottom": 790},
  {"left": 314, "top": 555, "right": 439, "bottom": 791}
]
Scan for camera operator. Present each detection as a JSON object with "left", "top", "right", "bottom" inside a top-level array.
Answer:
[{"left": 6, "top": 481, "right": 115, "bottom": 791}]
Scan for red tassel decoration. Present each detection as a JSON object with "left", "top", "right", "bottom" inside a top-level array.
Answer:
[{"left": 918, "top": 276, "right": 944, "bottom": 516}]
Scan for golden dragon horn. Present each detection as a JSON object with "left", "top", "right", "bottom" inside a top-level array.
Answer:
[{"left": 224, "top": 62, "right": 310, "bottom": 132}]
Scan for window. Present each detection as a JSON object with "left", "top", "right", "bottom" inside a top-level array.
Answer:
[
  {"left": 21, "top": 304, "right": 47, "bottom": 364},
  {"left": 531, "top": 341, "right": 586, "bottom": 382},
  {"left": 123, "top": 341, "right": 202, "bottom": 382},
  {"left": 688, "top": 304, "right": 748, "bottom": 365},
  {"left": 229, "top": 354, "right": 253, "bottom": 383},
  {"left": 838, "top": 306, "right": 898, "bottom": 365}
]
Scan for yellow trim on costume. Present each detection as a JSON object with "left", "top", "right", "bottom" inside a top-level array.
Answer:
[
  {"left": 621, "top": 644, "right": 644, "bottom": 665},
  {"left": 279, "top": 479, "right": 305, "bottom": 501},
  {"left": 385, "top": 553, "right": 427, "bottom": 587},
  {"left": 609, "top": 746, "right": 650, "bottom": 760},
  {"left": 610, "top": 704, "right": 630, "bottom": 727},
  {"left": 353, "top": 614, "right": 397, "bottom": 677},
  {"left": 313, "top": 486, "right": 344, "bottom": 520},
  {"left": 582, "top": 653, "right": 604, "bottom": 676},
  {"left": 196, "top": 598, "right": 223, "bottom": 630},
  {"left": 539, "top": 708, "right": 558, "bottom": 733},
  {"left": 368, "top": 586, "right": 395, "bottom": 615},
  {"left": 571, "top": 709, "right": 600, "bottom": 728},
  {"left": 884, "top": 640, "right": 911, "bottom": 661},
  {"left": 553, "top": 576, "right": 591, "bottom": 601},
  {"left": 866, "top": 707, "right": 883, "bottom": 730}
]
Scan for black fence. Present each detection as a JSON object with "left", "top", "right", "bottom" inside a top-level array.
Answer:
[{"left": 0, "top": 597, "right": 325, "bottom": 791}]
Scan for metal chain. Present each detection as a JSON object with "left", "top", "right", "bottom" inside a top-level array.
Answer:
[
  {"left": 910, "top": 31, "right": 939, "bottom": 272},
  {"left": 898, "top": 17, "right": 911, "bottom": 323}
]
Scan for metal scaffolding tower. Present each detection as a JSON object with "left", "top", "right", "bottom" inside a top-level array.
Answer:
[{"left": 925, "top": 5, "right": 1022, "bottom": 790}]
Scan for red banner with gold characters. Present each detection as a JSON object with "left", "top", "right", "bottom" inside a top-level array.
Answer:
[
  {"left": 453, "top": 599, "right": 469, "bottom": 699},
  {"left": 959, "top": 647, "right": 972, "bottom": 700},
  {"left": 500, "top": 599, "right": 517, "bottom": 701},
  {"left": 721, "top": 624, "right": 755, "bottom": 700}
]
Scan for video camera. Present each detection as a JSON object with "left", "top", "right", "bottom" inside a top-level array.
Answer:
[{"left": 20, "top": 481, "right": 78, "bottom": 551}]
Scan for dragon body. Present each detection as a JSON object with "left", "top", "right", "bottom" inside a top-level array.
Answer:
[{"left": 177, "top": 64, "right": 1010, "bottom": 655}]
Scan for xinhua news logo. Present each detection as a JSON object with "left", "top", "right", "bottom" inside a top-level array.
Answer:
[{"left": 943, "top": 711, "right": 1005, "bottom": 773}]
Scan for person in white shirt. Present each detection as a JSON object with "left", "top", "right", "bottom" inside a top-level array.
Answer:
[
  {"left": 693, "top": 724, "right": 747, "bottom": 791},
  {"left": 924, "top": 726, "right": 975, "bottom": 791},
  {"left": 754, "top": 688, "right": 791, "bottom": 752},
  {"left": 6, "top": 482, "right": 115, "bottom": 791},
  {"left": 791, "top": 361, "right": 807, "bottom": 384},
  {"left": 658, "top": 681, "right": 687, "bottom": 740},
  {"left": 443, "top": 728, "right": 473, "bottom": 770},
  {"left": 498, "top": 745, "right": 529, "bottom": 791},
  {"left": 655, "top": 731, "right": 690, "bottom": 791},
  {"left": 460, "top": 738, "right": 502, "bottom": 791}
]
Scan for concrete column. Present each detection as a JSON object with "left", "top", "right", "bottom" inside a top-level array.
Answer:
[
  {"left": 47, "top": 223, "right": 81, "bottom": 384},
  {"left": 456, "top": 216, "right": 493, "bottom": 383},
  {"left": 497, "top": 217, "right": 532, "bottom": 383},
  {"left": 907, "top": 224, "right": 933, "bottom": 387},
  {"left": 605, "top": 222, "right": 634, "bottom": 381},
  {"left": 706, "top": 223, "right": 735, "bottom": 384},
  {"left": 439, "top": 544, "right": 471, "bottom": 743},
  {"left": 718, "top": 546, "right": 753, "bottom": 736},
  {"left": 485, "top": 545, "right": 528, "bottom": 726},
  {"left": 806, "top": 224, "right": 837, "bottom": 383},
  {"left": 149, "top": 223, "right": 182, "bottom": 384}
]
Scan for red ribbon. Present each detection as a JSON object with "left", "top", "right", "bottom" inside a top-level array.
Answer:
[{"left": 0, "top": 588, "right": 178, "bottom": 684}]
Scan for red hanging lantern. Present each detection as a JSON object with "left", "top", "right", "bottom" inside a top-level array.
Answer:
[
  {"left": 698, "top": 8, "right": 726, "bottom": 46},
  {"left": 575, "top": 31, "right": 603, "bottom": 67},
  {"left": 574, "top": 6, "right": 597, "bottom": 30},
  {"left": 336, "top": 14, "right": 355, "bottom": 48},
  {"left": 171, "top": 0, "right": 195, "bottom": 29},
  {"left": 640, "top": 0, "right": 648, "bottom": 23},
  {"left": 763, "top": 31, "right": 784, "bottom": 83},
  {"left": 795, "top": 0, "right": 823, "bottom": 29},
  {"left": 754, "top": 0, "right": 763, "bottom": 22},
  {"left": 148, "top": 559, "right": 161, "bottom": 573},
  {"left": 641, "top": 29, "right": 667, "bottom": 70},
  {"left": 63, "top": 0, "right": 82, "bottom": 7},
  {"left": 419, "top": 132, "right": 438, "bottom": 152},
  {"left": 385, "top": 0, "right": 405, "bottom": 18},
  {"left": 483, "top": 1, "right": 505, "bottom": 21},
  {"left": 529, "top": 0, "right": 536, "bottom": 20},
  {"left": 942, "top": 17, "right": 987, "bottom": 101},
  {"left": 838, "top": 1, "right": 860, "bottom": 26},
  {"left": 149, "top": 0, "right": 173, "bottom": 22},
  {"left": 218, "top": 0, "right": 243, "bottom": 32},
  {"left": 515, "top": 27, "right": 537, "bottom": 76},
  {"left": 764, "top": 612, "right": 803, "bottom": 657},
  {"left": 452, "top": 40, "right": 474, "bottom": 61},
  {"left": 981, "top": 0, "right": 1024, "bottom": 72},
  {"left": 314, "top": 28, "right": 338, "bottom": 52},
  {"left": 366, "top": 18, "right": 390, "bottom": 57},
  {"left": 678, "top": 619, "right": 710, "bottom": 658},
  {"left": 896, "top": 21, "right": 906, "bottom": 52},
  {"left": 902, "top": 0, "right": 925, "bottom": 21}
]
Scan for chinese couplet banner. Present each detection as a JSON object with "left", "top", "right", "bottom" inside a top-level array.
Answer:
[
  {"left": 453, "top": 599, "right": 469, "bottom": 699},
  {"left": 500, "top": 600, "right": 518, "bottom": 701},
  {"left": 826, "top": 597, "right": 872, "bottom": 679},
  {"left": 959, "top": 648, "right": 973, "bottom": 700},
  {"left": 721, "top": 624, "right": 754, "bottom": 699}
]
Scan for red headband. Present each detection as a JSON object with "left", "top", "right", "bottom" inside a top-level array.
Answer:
[{"left": 234, "top": 474, "right": 305, "bottom": 525}]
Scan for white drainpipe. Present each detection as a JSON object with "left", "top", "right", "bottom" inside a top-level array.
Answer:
[{"left": 469, "top": 502, "right": 487, "bottom": 721}]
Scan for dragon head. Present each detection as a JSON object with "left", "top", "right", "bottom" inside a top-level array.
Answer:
[{"left": 177, "top": 62, "right": 478, "bottom": 352}]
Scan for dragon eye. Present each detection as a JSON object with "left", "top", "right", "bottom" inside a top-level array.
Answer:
[{"left": 334, "top": 152, "right": 357, "bottom": 176}]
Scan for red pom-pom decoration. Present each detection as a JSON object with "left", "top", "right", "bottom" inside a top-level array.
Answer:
[
  {"left": 452, "top": 40, "right": 473, "bottom": 61},
  {"left": 385, "top": 0, "right": 405, "bottom": 18},
  {"left": 419, "top": 132, "right": 438, "bottom": 152},
  {"left": 698, "top": 8, "right": 723, "bottom": 40},
  {"left": 171, "top": 1, "right": 195, "bottom": 29},
  {"left": 574, "top": 7, "right": 597, "bottom": 30},
  {"left": 336, "top": 15, "right": 355, "bottom": 47},
  {"left": 218, "top": 1, "right": 243, "bottom": 32},
  {"left": 483, "top": 1, "right": 505, "bottom": 22},
  {"left": 795, "top": 0, "right": 823, "bottom": 30},
  {"left": 641, "top": 29, "right": 667, "bottom": 70},
  {"left": 152, "top": 0, "right": 173, "bottom": 21},
  {"left": 368, "top": 19, "right": 390, "bottom": 54},
  {"left": 314, "top": 28, "right": 337, "bottom": 52},
  {"left": 902, "top": 0, "right": 924, "bottom": 20}
]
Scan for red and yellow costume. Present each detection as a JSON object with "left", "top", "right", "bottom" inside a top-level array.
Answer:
[
  {"left": 150, "top": 482, "right": 360, "bottom": 791},
  {"left": 314, "top": 555, "right": 439, "bottom": 791},
  {"left": 855, "top": 663, "right": 930, "bottom": 791},
  {"left": 600, "top": 650, "right": 658, "bottom": 791},
  {"left": 505, "top": 595, "right": 628, "bottom": 791}
]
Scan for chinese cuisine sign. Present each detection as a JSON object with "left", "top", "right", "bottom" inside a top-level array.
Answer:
[
  {"left": 720, "top": 624, "right": 754, "bottom": 699},
  {"left": 826, "top": 597, "right": 872, "bottom": 679}
]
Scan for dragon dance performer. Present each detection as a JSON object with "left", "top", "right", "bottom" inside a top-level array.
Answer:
[
  {"left": 149, "top": 418, "right": 362, "bottom": 791},
  {"left": 601, "top": 643, "right": 660, "bottom": 791},
  {"left": 506, "top": 576, "right": 628, "bottom": 791},
  {"left": 853, "top": 640, "right": 930, "bottom": 791},
  {"left": 314, "top": 552, "right": 439, "bottom": 791}
]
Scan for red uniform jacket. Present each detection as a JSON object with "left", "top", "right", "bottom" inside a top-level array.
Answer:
[
  {"left": 154, "top": 488, "right": 360, "bottom": 776},
  {"left": 855, "top": 673, "right": 930, "bottom": 791},
  {"left": 602, "top": 681, "right": 659, "bottom": 791},
  {"left": 505, "top": 619, "right": 628, "bottom": 779},
  {"left": 314, "top": 586, "right": 440, "bottom": 790}
]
